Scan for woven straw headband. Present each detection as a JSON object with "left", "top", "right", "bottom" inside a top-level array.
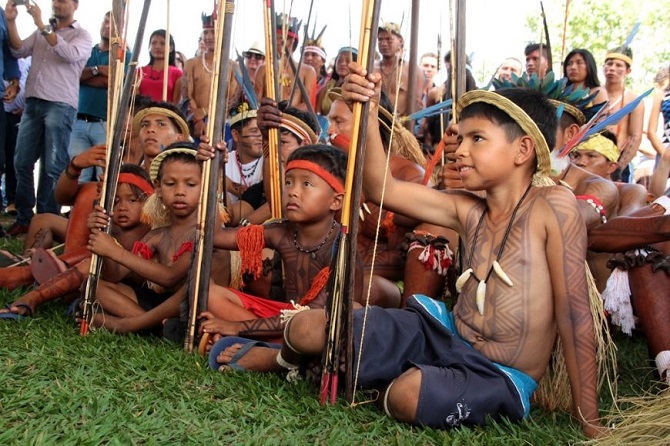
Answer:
[{"left": 456, "top": 90, "right": 552, "bottom": 183}]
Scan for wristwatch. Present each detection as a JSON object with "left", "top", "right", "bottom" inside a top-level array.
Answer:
[
  {"left": 40, "top": 24, "right": 53, "bottom": 36},
  {"left": 91, "top": 66, "right": 99, "bottom": 76}
]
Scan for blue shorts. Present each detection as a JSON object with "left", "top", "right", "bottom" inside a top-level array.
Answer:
[{"left": 352, "top": 295, "right": 536, "bottom": 428}]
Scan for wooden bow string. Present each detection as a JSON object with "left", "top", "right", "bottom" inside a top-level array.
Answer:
[
  {"left": 319, "top": 0, "right": 381, "bottom": 405},
  {"left": 80, "top": 0, "right": 152, "bottom": 335},
  {"left": 184, "top": 0, "right": 237, "bottom": 353},
  {"left": 263, "top": 0, "right": 282, "bottom": 219}
]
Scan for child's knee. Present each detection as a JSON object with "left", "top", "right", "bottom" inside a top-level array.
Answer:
[
  {"left": 285, "top": 309, "right": 326, "bottom": 354},
  {"left": 385, "top": 367, "right": 422, "bottom": 423}
]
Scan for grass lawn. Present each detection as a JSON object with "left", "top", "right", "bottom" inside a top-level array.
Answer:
[{"left": 0, "top": 236, "right": 661, "bottom": 445}]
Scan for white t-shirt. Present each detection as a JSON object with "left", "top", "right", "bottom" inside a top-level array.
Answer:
[{"left": 225, "top": 150, "right": 264, "bottom": 204}]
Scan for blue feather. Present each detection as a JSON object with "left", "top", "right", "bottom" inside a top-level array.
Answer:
[
  {"left": 585, "top": 88, "right": 652, "bottom": 138},
  {"left": 623, "top": 22, "right": 640, "bottom": 48},
  {"left": 406, "top": 98, "right": 453, "bottom": 122},
  {"left": 235, "top": 53, "right": 258, "bottom": 109},
  {"left": 555, "top": 103, "right": 564, "bottom": 121}
]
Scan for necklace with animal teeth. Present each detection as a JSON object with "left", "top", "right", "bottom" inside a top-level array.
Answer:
[{"left": 455, "top": 183, "right": 533, "bottom": 316}]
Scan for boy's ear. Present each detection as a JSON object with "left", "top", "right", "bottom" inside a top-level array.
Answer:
[
  {"left": 330, "top": 192, "right": 344, "bottom": 211},
  {"left": 515, "top": 135, "right": 536, "bottom": 166}
]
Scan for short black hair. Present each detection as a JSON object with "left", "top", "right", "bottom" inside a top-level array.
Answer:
[
  {"left": 287, "top": 144, "right": 347, "bottom": 184},
  {"left": 460, "top": 88, "right": 557, "bottom": 153},
  {"left": 524, "top": 43, "right": 549, "bottom": 59}
]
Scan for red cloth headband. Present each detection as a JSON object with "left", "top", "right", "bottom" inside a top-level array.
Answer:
[
  {"left": 285, "top": 160, "right": 344, "bottom": 194},
  {"left": 118, "top": 173, "right": 154, "bottom": 197}
]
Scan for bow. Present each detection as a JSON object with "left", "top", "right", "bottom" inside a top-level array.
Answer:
[
  {"left": 320, "top": 0, "right": 381, "bottom": 405},
  {"left": 184, "top": 0, "right": 237, "bottom": 353},
  {"left": 81, "top": 0, "right": 152, "bottom": 335}
]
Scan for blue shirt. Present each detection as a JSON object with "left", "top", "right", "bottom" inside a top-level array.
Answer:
[
  {"left": 0, "top": 7, "right": 20, "bottom": 96},
  {"left": 78, "top": 44, "right": 132, "bottom": 119}
]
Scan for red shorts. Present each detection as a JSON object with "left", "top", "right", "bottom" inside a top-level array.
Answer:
[{"left": 228, "top": 289, "right": 294, "bottom": 319}]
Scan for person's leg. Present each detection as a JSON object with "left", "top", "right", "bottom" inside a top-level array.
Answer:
[
  {"left": 96, "top": 281, "right": 145, "bottom": 318},
  {"left": 0, "top": 108, "right": 7, "bottom": 209},
  {"left": 37, "top": 102, "right": 76, "bottom": 215},
  {"left": 0, "top": 260, "right": 87, "bottom": 317},
  {"left": 13, "top": 99, "right": 44, "bottom": 226},
  {"left": 384, "top": 367, "right": 422, "bottom": 423},
  {"left": 62, "top": 182, "right": 98, "bottom": 254},
  {"left": 4, "top": 111, "right": 20, "bottom": 210},
  {"left": 207, "top": 284, "right": 258, "bottom": 321},
  {"left": 67, "top": 120, "right": 106, "bottom": 182},
  {"left": 91, "top": 285, "right": 184, "bottom": 333},
  {"left": 22, "top": 213, "right": 68, "bottom": 253}
]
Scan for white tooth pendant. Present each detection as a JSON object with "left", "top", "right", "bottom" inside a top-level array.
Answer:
[
  {"left": 455, "top": 268, "right": 473, "bottom": 293},
  {"left": 492, "top": 260, "right": 513, "bottom": 287},
  {"left": 476, "top": 280, "right": 486, "bottom": 315}
]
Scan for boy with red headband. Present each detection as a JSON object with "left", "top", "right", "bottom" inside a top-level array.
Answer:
[{"left": 202, "top": 144, "right": 358, "bottom": 369}]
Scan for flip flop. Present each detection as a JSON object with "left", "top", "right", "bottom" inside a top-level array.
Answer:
[
  {"left": 0, "top": 303, "right": 34, "bottom": 320},
  {"left": 208, "top": 336, "right": 281, "bottom": 372},
  {"left": 65, "top": 297, "right": 82, "bottom": 318}
]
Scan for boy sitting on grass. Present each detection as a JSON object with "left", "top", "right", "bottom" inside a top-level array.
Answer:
[
  {"left": 218, "top": 66, "right": 603, "bottom": 438},
  {"left": 203, "top": 145, "right": 360, "bottom": 359}
]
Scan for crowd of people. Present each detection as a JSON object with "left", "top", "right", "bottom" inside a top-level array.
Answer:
[{"left": 2, "top": 0, "right": 670, "bottom": 439}]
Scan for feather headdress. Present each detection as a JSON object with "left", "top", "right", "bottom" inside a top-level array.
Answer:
[{"left": 493, "top": 71, "right": 605, "bottom": 125}]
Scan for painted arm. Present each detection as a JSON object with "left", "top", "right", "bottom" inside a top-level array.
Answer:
[{"left": 546, "top": 189, "right": 602, "bottom": 438}]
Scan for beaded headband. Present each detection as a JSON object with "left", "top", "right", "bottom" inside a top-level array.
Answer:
[
  {"left": 304, "top": 46, "right": 326, "bottom": 60},
  {"left": 149, "top": 147, "right": 198, "bottom": 182},
  {"left": 280, "top": 115, "right": 318, "bottom": 145},
  {"left": 228, "top": 102, "right": 258, "bottom": 127}
]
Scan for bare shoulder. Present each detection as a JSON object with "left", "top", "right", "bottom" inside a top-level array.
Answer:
[
  {"left": 261, "top": 220, "right": 291, "bottom": 247},
  {"left": 533, "top": 186, "right": 582, "bottom": 219}
]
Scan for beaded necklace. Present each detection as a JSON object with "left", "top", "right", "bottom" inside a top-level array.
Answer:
[{"left": 293, "top": 220, "right": 337, "bottom": 259}]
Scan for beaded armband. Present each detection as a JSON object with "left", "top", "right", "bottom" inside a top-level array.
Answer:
[{"left": 576, "top": 194, "right": 607, "bottom": 224}]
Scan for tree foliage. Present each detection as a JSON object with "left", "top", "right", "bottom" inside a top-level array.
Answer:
[{"left": 525, "top": 0, "right": 670, "bottom": 91}]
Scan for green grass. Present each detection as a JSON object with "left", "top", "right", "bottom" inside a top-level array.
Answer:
[{"left": 0, "top": 238, "right": 659, "bottom": 445}]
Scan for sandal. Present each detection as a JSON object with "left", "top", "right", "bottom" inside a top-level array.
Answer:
[{"left": 0, "top": 303, "right": 34, "bottom": 320}]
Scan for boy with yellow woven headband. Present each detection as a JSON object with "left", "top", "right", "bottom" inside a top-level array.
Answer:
[{"left": 260, "top": 66, "right": 602, "bottom": 436}]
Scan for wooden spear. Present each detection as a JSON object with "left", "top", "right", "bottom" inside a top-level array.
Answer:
[
  {"left": 320, "top": 0, "right": 381, "bottom": 405},
  {"left": 405, "top": 0, "right": 420, "bottom": 126},
  {"left": 263, "top": 0, "right": 282, "bottom": 219},
  {"left": 80, "top": 0, "right": 152, "bottom": 335},
  {"left": 184, "top": 0, "right": 237, "bottom": 353},
  {"left": 162, "top": 0, "right": 171, "bottom": 102}
]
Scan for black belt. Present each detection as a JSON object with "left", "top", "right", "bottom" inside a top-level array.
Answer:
[{"left": 77, "top": 113, "right": 105, "bottom": 123}]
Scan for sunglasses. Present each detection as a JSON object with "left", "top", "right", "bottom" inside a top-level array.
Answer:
[{"left": 245, "top": 53, "right": 265, "bottom": 61}]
